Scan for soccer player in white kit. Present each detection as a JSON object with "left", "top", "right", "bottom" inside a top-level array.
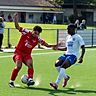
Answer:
[{"left": 50, "top": 24, "right": 85, "bottom": 90}]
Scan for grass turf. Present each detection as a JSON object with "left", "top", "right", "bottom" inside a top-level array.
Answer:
[{"left": 0, "top": 48, "right": 96, "bottom": 96}]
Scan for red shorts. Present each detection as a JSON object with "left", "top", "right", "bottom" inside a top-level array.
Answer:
[{"left": 13, "top": 52, "right": 32, "bottom": 64}]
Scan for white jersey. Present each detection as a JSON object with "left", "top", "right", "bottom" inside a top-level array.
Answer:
[{"left": 65, "top": 34, "right": 85, "bottom": 57}]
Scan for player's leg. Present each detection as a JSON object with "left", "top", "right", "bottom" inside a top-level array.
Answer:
[
  {"left": 24, "top": 55, "right": 35, "bottom": 86},
  {"left": 0, "top": 34, "right": 3, "bottom": 51},
  {"left": 50, "top": 55, "right": 77, "bottom": 89},
  {"left": 55, "top": 59, "right": 63, "bottom": 72},
  {"left": 55, "top": 55, "right": 68, "bottom": 72},
  {"left": 61, "top": 55, "right": 77, "bottom": 87},
  {"left": 56, "top": 55, "right": 69, "bottom": 81},
  {"left": 55, "top": 60, "right": 70, "bottom": 88},
  {"left": 50, "top": 55, "right": 66, "bottom": 89},
  {"left": 9, "top": 54, "right": 22, "bottom": 87},
  {"left": 61, "top": 60, "right": 71, "bottom": 87}
]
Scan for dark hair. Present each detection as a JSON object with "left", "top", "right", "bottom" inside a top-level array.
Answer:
[
  {"left": 67, "top": 24, "right": 76, "bottom": 29},
  {"left": 33, "top": 26, "right": 42, "bottom": 33},
  {"left": 68, "top": 14, "right": 76, "bottom": 23}
]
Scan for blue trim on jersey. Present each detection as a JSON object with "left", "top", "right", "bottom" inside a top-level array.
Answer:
[{"left": 58, "top": 54, "right": 77, "bottom": 65}]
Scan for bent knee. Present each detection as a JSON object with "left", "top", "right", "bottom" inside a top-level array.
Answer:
[
  {"left": 55, "top": 60, "right": 63, "bottom": 67},
  {"left": 16, "top": 61, "right": 22, "bottom": 70},
  {"left": 61, "top": 63, "right": 71, "bottom": 69},
  {"left": 27, "top": 63, "right": 33, "bottom": 68}
]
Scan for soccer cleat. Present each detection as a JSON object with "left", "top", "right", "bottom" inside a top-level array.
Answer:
[
  {"left": 27, "top": 78, "right": 35, "bottom": 86},
  {"left": 9, "top": 82, "right": 15, "bottom": 88},
  {"left": 63, "top": 76, "right": 70, "bottom": 87},
  {"left": 50, "top": 82, "right": 58, "bottom": 90}
]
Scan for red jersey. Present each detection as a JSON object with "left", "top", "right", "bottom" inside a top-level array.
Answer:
[{"left": 15, "top": 27, "right": 45, "bottom": 54}]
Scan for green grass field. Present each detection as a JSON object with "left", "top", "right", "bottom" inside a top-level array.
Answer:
[{"left": 0, "top": 48, "right": 96, "bottom": 96}]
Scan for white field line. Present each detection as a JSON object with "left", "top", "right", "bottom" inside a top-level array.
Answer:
[{"left": 0, "top": 51, "right": 62, "bottom": 58}]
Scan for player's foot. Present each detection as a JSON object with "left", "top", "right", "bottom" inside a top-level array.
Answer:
[
  {"left": 9, "top": 82, "right": 15, "bottom": 88},
  {"left": 27, "top": 78, "right": 35, "bottom": 86},
  {"left": 50, "top": 82, "right": 58, "bottom": 90},
  {"left": 63, "top": 76, "right": 70, "bottom": 87}
]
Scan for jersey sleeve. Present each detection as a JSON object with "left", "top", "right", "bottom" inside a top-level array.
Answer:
[
  {"left": 78, "top": 35, "right": 85, "bottom": 46},
  {"left": 19, "top": 27, "right": 30, "bottom": 35},
  {"left": 38, "top": 37, "right": 46, "bottom": 45}
]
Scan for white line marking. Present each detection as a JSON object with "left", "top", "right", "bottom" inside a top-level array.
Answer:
[
  {"left": 0, "top": 51, "right": 62, "bottom": 58},
  {"left": 34, "top": 76, "right": 41, "bottom": 87},
  {"left": 70, "top": 82, "right": 81, "bottom": 88},
  {"left": 32, "top": 51, "right": 62, "bottom": 55},
  {"left": 0, "top": 55, "right": 13, "bottom": 58},
  {"left": 15, "top": 84, "right": 21, "bottom": 87}
]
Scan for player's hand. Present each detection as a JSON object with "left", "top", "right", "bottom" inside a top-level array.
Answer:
[
  {"left": 53, "top": 45, "right": 58, "bottom": 50},
  {"left": 58, "top": 41, "right": 65, "bottom": 46},
  {"left": 78, "top": 57, "right": 83, "bottom": 63}
]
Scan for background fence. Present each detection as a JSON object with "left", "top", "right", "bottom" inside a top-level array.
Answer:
[
  {"left": 3, "top": 28, "right": 96, "bottom": 48},
  {"left": 58, "top": 29, "right": 96, "bottom": 47},
  {"left": 3, "top": 28, "right": 57, "bottom": 48}
]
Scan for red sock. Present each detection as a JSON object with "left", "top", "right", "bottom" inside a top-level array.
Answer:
[
  {"left": 10, "top": 68, "right": 19, "bottom": 81},
  {"left": 28, "top": 68, "right": 34, "bottom": 79}
]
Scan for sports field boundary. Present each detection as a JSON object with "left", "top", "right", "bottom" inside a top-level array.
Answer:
[
  {"left": 1, "top": 46, "right": 52, "bottom": 53},
  {"left": 0, "top": 51, "right": 62, "bottom": 58}
]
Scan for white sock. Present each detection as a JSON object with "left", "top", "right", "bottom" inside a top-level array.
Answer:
[
  {"left": 55, "top": 68, "right": 67, "bottom": 84},
  {"left": 10, "top": 80, "right": 14, "bottom": 83},
  {"left": 56, "top": 66, "right": 60, "bottom": 72}
]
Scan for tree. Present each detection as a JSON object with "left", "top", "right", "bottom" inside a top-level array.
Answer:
[
  {"left": 49, "top": 0, "right": 96, "bottom": 6},
  {"left": 51, "top": 0, "right": 96, "bottom": 5},
  {"left": 49, "top": 0, "right": 96, "bottom": 18},
  {"left": 50, "top": 0, "right": 64, "bottom": 5}
]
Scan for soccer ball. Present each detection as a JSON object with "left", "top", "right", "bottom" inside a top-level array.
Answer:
[{"left": 21, "top": 74, "right": 28, "bottom": 84}]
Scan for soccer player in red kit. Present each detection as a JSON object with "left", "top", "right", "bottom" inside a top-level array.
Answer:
[{"left": 9, "top": 13, "right": 57, "bottom": 87}]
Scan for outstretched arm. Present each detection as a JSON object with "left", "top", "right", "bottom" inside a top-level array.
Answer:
[
  {"left": 53, "top": 41, "right": 67, "bottom": 51},
  {"left": 43, "top": 42, "right": 57, "bottom": 48},
  {"left": 53, "top": 46, "right": 67, "bottom": 51},
  {"left": 14, "top": 13, "right": 20, "bottom": 30},
  {"left": 39, "top": 39, "right": 66, "bottom": 49},
  {"left": 43, "top": 42, "right": 67, "bottom": 51}
]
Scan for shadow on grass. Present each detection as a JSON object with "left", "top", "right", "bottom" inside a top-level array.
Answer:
[{"left": 15, "top": 86, "right": 96, "bottom": 96}]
